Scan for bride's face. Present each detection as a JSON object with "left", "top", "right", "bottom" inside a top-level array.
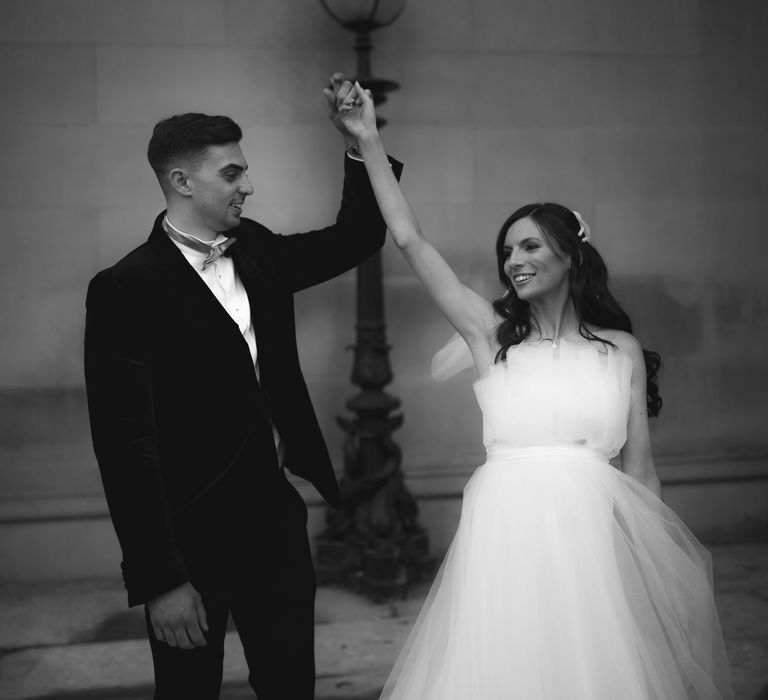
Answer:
[{"left": 502, "top": 217, "right": 571, "bottom": 301}]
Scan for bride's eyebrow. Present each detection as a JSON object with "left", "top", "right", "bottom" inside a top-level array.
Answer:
[{"left": 506, "top": 238, "right": 540, "bottom": 250}]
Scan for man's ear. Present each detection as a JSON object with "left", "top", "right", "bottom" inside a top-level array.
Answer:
[{"left": 168, "top": 168, "right": 192, "bottom": 197}]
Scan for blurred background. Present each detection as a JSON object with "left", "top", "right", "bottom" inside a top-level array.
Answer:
[{"left": 1, "top": 0, "right": 767, "bottom": 584}]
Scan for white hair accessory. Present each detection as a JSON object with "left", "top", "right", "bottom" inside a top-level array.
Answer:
[{"left": 572, "top": 211, "right": 591, "bottom": 244}]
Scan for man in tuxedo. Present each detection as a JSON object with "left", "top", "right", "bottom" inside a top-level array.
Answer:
[{"left": 84, "top": 75, "right": 401, "bottom": 699}]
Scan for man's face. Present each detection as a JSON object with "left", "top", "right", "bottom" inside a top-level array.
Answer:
[{"left": 184, "top": 143, "right": 254, "bottom": 233}]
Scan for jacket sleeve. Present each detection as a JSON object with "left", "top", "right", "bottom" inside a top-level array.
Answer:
[
  {"left": 268, "top": 152, "right": 403, "bottom": 293},
  {"left": 84, "top": 272, "right": 188, "bottom": 606}
]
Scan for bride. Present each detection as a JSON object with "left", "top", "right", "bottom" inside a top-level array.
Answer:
[{"left": 337, "top": 83, "right": 734, "bottom": 699}]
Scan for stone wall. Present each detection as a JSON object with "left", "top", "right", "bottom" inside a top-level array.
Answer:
[{"left": 1, "top": 0, "right": 767, "bottom": 580}]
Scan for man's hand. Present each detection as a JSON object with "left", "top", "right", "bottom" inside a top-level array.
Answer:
[
  {"left": 147, "top": 582, "right": 209, "bottom": 649},
  {"left": 322, "top": 72, "right": 359, "bottom": 147}
]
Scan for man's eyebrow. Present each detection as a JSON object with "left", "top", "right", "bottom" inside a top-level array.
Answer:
[{"left": 218, "top": 163, "right": 247, "bottom": 172}]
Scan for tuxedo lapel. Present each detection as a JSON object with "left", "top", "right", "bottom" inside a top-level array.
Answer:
[
  {"left": 228, "top": 237, "right": 273, "bottom": 351},
  {"left": 147, "top": 216, "right": 254, "bottom": 369}
]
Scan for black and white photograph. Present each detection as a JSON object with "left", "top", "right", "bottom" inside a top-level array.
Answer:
[{"left": 0, "top": 1, "right": 766, "bottom": 699}]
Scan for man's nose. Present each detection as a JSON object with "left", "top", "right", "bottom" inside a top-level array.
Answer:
[{"left": 240, "top": 175, "right": 254, "bottom": 195}]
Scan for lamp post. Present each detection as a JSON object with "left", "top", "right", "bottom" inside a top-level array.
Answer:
[{"left": 315, "top": 0, "right": 431, "bottom": 601}]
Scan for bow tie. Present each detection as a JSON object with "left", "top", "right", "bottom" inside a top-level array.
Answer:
[{"left": 163, "top": 216, "right": 238, "bottom": 270}]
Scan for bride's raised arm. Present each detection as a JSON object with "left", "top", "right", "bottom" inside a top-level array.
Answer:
[{"left": 339, "top": 83, "right": 496, "bottom": 345}]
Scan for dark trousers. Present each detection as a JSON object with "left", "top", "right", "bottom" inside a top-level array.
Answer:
[{"left": 145, "top": 474, "right": 316, "bottom": 699}]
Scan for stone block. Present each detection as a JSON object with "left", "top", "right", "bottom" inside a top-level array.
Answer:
[
  {"left": 0, "top": 388, "right": 97, "bottom": 498},
  {"left": 226, "top": 0, "right": 348, "bottom": 50},
  {"left": 0, "top": 0, "right": 227, "bottom": 45},
  {"left": 380, "top": 201, "right": 504, "bottom": 280},
  {"left": 594, "top": 128, "right": 704, "bottom": 201},
  {"left": 710, "top": 362, "right": 768, "bottom": 445},
  {"left": 379, "top": 125, "right": 475, "bottom": 204},
  {"left": 97, "top": 47, "right": 252, "bottom": 125},
  {"left": 587, "top": 55, "right": 703, "bottom": 128},
  {"left": 0, "top": 45, "right": 94, "bottom": 125},
  {"left": 295, "top": 276, "right": 357, "bottom": 381},
  {"left": 476, "top": 127, "right": 597, "bottom": 206},
  {"left": 0, "top": 126, "right": 157, "bottom": 210},
  {"left": 691, "top": 197, "right": 768, "bottom": 279},
  {"left": 712, "top": 284, "right": 768, "bottom": 351},
  {"left": 373, "top": 50, "right": 479, "bottom": 126},
  {"left": 229, "top": 0, "right": 473, "bottom": 54},
  {"left": 697, "top": 55, "right": 768, "bottom": 128},
  {"left": 701, "top": 0, "right": 768, "bottom": 55},
  {"left": 0, "top": 208, "right": 98, "bottom": 293},
  {"left": 373, "top": 0, "right": 473, "bottom": 52},
  {"left": 94, "top": 201, "right": 166, "bottom": 270},
  {"left": 0, "top": 289, "right": 86, "bottom": 387},
  {"left": 663, "top": 474, "right": 768, "bottom": 541},
  {"left": 649, "top": 357, "right": 717, "bottom": 452},
  {"left": 647, "top": 354, "right": 768, "bottom": 457},
  {"left": 238, "top": 125, "right": 348, "bottom": 231},
  {"left": 0, "top": 207, "right": 97, "bottom": 387},
  {"left": 474, "top": 0, "right": 700, "bottom": 55},
  {"left": 609, "top": 275, "right": 705, "bottom": 360},
  {"left": 0, "top": 517, "right": 120, "bottom": 582},
  {"left": 702, "top": 128, "right": 768, "bottom": 200},
  {"left": 96, "top": 46, "right": 339, "bottom": 126},
  {"left": 594, "top": 197, "right": 709, "bottom": 276},
  {"left": 473, "top": 53, "right": 600, "bottom": 128},
  {"left": 392, "top": 375, "right": 483, "bottom": 471}
]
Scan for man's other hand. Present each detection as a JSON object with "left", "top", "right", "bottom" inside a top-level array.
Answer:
[{"left": 147, "top": 582, "right": 209, "bottom": 649}]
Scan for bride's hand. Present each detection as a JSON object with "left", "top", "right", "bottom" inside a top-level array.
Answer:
[{"left": 339, "top": 81, "right": 378, "bottom": 141}]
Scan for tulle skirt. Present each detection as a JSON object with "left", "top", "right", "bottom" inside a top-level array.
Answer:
[{"left": 380, "top": 447, "right": 733, "bottom": 700}]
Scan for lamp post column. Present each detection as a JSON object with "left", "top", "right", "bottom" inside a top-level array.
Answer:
[{"left": 315, "top": 21, "right": 431, "bottom": 601}]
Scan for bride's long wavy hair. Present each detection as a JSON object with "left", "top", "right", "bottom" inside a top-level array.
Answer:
[{"left": 492, "top": 203, "right": 662, "bottom": 417}]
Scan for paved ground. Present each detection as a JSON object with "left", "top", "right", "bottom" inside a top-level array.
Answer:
[{"left": 1, "top": 543, "right": 767, "bottom": 700}]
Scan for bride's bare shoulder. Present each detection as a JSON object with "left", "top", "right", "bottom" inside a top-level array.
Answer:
[{"left": 586, "top": 326, "right": 642, "bottom": 360}]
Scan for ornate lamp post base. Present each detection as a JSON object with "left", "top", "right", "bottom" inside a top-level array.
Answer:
[{"left": 315, "top": 382, "right": 434, "bottom": 600}]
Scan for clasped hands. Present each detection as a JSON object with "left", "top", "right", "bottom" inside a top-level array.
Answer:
[{"left": 323, "top": 72, "right": 378, "bottom": 147}]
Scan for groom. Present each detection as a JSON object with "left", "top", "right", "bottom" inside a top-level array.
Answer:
[{"left": 84, "top": 75, "right": 401, "bottom": 699}]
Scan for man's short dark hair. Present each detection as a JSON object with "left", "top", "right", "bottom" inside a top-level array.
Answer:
[{"left": 147, "top": 113, "right": 243, "bottom": 178}]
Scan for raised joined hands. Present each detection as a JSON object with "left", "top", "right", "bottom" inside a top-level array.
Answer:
[
  {"left": 323, "top": 73, "right": 377, "bottom": 146},
  {"left": 338, "top": 80, "right": 377, "bottom": 142},
  {"left": 322, "top": 73, "right": 357, "bottom": 142}
]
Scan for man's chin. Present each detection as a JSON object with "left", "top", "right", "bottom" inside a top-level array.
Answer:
[{"left": 220, "top": 214, "right": 241, "bottom": 231}]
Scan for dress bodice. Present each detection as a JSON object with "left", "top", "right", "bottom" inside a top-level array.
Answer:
[{"left": 473, "top": 339, "right": 633, "bottom": 459}]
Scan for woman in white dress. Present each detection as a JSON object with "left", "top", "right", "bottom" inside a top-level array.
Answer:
[{"left": 337, "top": 83, "right": 733, "bottom": 700}]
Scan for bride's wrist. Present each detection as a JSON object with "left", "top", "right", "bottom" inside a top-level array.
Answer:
[{"left": 357, "top": 130, "right": 382, "bottom": 152}]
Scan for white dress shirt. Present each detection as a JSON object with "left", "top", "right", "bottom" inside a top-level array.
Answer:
[{"left": 164, "top": 217, "right": 285, "bottom": 466}]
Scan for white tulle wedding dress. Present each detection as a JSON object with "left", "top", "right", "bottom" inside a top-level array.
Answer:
[{"left": 379, "top": 337, "right": 733, "bottom": 700}]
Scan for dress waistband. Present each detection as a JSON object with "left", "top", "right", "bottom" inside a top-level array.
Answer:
[{"left": 485, "top": 445, "right": 609, "bottom": 464}]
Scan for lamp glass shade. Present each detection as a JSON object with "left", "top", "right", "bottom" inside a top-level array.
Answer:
[{"left": 320, "top": 0, "right": 407, "bottom": 28}]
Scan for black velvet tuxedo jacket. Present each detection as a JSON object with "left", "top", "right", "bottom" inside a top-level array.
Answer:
[{"left": 85, "top": 154, "right": 402, "bottom": 606}]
